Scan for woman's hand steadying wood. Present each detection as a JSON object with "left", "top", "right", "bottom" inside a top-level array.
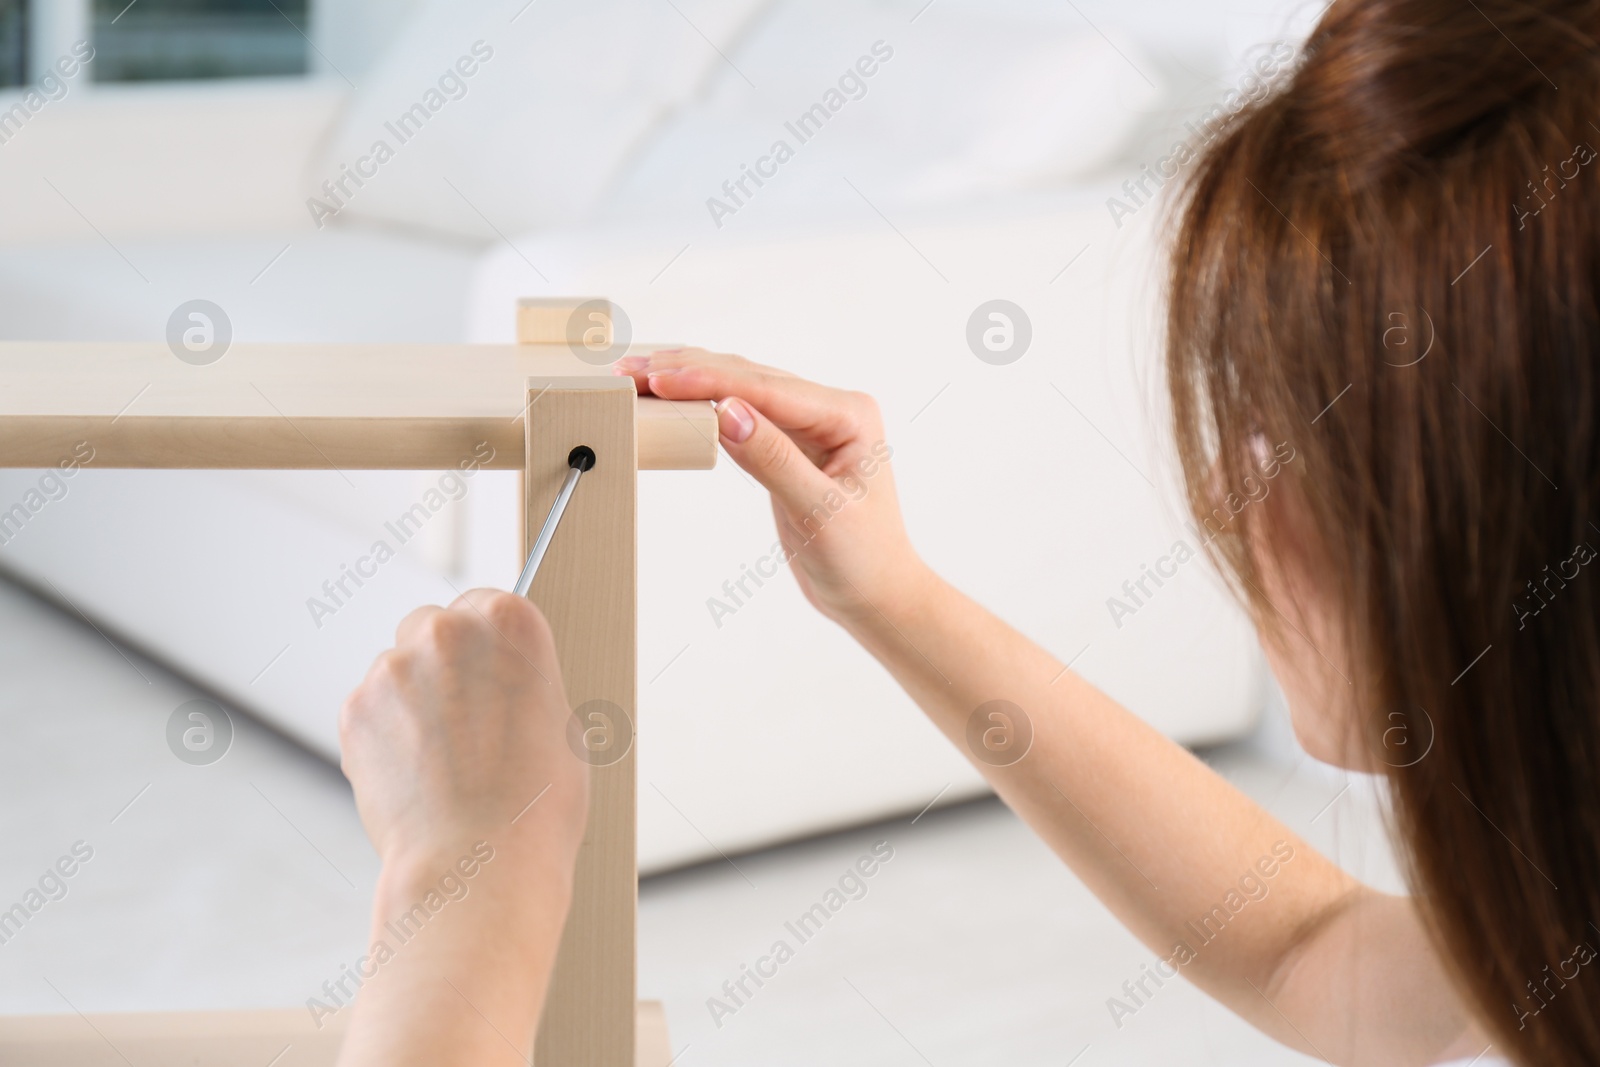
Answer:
[{"left": 616, "top": 348, "right": 934, "bottom": 629}]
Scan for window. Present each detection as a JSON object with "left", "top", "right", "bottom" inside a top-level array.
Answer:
[
  {"left": 0, "top": 0, "right": 25, "bottom": 87},
  {"left": 92, "top": 0, "right": 309, "bottom": 82}
]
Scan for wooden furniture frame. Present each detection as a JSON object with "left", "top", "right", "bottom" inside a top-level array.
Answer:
[{"left": 0, "top": 299, "right": 712, "bottom": 1067}]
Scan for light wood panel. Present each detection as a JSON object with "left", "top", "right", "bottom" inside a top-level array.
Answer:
[
  {"left": 0, "top": 1002, "right": 671, "bottom": 1066},
  {"left": 524, "top": 376, "right": 638, "bottom": 1067},
  {"left": 0, "top": 306, "right": 679, "bottom": 1062},
  {"left": 0, "top": 343, "right": 715, "bottom": 471}
]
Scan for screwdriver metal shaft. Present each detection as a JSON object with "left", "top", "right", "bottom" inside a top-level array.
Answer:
[{"left": 513, "top": 446, "right": 595, "bottom": 596}]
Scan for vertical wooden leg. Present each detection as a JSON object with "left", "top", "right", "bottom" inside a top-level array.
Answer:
[{"left": 523, "top": 377, "right": 638, "bottom": 1067}]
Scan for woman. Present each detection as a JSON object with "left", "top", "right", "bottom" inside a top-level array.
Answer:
[{"left": 332, "top": 1, "right": 1600, "bottom": 1063}]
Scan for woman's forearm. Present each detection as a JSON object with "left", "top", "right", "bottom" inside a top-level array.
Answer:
[
  {"left": 842, "top": 564, "right": 1369, "bottom": 1045},
  {"left": 335, "top": 848, "right": 572, "bottom": 1067}
]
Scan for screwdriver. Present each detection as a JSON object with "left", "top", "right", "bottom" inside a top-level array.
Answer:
[{"left": 513, "top": 445, "right": 596, "bottom": 596}]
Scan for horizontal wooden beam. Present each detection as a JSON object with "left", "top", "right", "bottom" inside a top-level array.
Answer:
[
  {"left": 0, "top": 343, "right": 716, "bottom": 471},
  {"left": 0, "top": 1007, "right": 346, "bottom": 1066},
  {"left": 0, "top": 1001, "right": 673, "bottom": 1066},
  {"left": 0, "top": 401, "right": 712, "bottom": 471}
]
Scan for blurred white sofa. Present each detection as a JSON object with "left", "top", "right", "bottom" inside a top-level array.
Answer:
[{"left": 0, "top": 0, "right": 1315, "bottom": 870}]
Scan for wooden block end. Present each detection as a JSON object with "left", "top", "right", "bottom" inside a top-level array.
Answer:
[
  {"left": 635, "top": 1001, "right": 671, "bottom": 1067},
  {"left": 517, "top": 297, "right": 614, "bottom": 346}
]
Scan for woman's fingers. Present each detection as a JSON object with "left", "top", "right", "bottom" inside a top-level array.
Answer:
[
  {"left": 612, "top": 347, "right": 916, "bottom": 626},
  {"left": 615, "top": 349, "right": 859, "bottom": 448},
  {"left": 615, "top": 346, "right": 892, "bottom": 522},
  {"left": 715, "top": 397, "right": 838, "bottom": 515},
  {"left": 394, "top": 603, "right": 444, "bottom": 647}
]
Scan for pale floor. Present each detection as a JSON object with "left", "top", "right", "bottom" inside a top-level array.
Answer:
[{"left": 0, "top": 575, "right": 1404, "bottom": 1066}]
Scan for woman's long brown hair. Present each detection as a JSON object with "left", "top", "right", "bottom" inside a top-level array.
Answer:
[{"left": 1167, "top": 1, "right": 1600, "bottom": 1063}]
